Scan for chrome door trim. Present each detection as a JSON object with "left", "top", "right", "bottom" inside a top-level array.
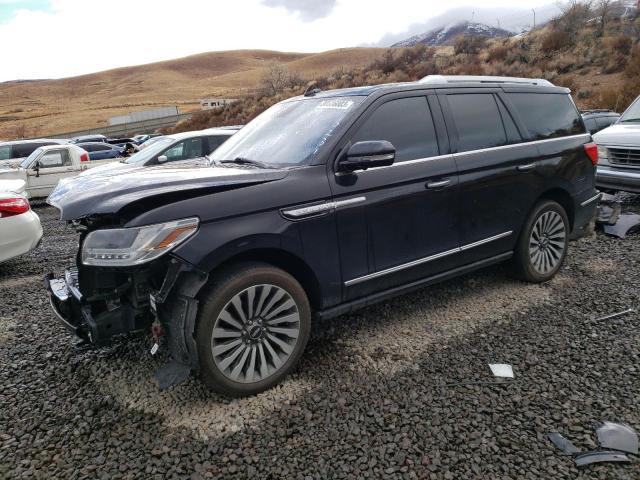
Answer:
[
  {"left": 281, "top": 196, "right": 366, "bottom": 220},
  {"left": 344, "top": 230, "right": 513, "bottom": 287},
  {"left": 580, "top": 192, "right": 602, "bottom": 207},
  {"left": 351, "top": 134, "right": 591, "bottom": 174}
]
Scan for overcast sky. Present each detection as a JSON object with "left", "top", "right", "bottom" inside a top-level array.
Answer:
[{"left": 0, "top": 0, "right": 555, "bottom": 82}]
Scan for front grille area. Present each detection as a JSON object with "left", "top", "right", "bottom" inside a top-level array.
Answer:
[{"left": 608, "top": 147, "right": 640, "bottom": 167}]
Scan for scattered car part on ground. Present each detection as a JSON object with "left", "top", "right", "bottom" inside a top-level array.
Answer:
[
  {"left": 488, "top": 363, "right": 514, "bottom": 378},
  {"left": 44, "top": 75, "right": 600, "bottom": 396},
  {"left": 574, "top": 450, "right": 631, "bottom": 467},
  {"left": 594, "top": 308, "right": 635, "bottom": 321},
  {"left": 596, "top": 422, "right": 639, "bottom": 455},
  {"left": 0, "top": 180, "right": 43, "bottom": 263},
  {"left": 596, "top": 202, "right": 621, "bottom": 225},
  {"left": 593, "top": 94, "right": 640, "bottom": 193},
  {"left": 602, "top": 213, "right": 640, "bottom": 238},
  {"left": 0, "top": 144, "right": 117, "bottom": 199},
  {"left": 545, "top": 432, "right": 582, "bottom": 456}
]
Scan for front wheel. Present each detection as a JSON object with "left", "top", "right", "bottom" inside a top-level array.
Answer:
[
  {"left": 195, "top": 263, "right": 311, "bottom": 397},
  {"left": 513, "top": 200, "right": 569, "bottom": 283}
]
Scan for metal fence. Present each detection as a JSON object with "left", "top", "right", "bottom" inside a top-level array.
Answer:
[{"left": 47, "top": 112, "right": 193, "bottom": 139}]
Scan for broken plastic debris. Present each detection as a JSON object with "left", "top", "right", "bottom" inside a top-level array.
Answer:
[
  {"left": 596, "top": 203, "right": 621, "bottom": 226},
  {"left": 489, "top": 364, "right": 514, "bottom": 378},
  {"left": 602, "top": 213, "right": 640, "bottom": 239},
  {"left": 546, "top": 432, "right": 581, "bottom": 456},
  {"left": 574, "top": 450, "right": 630, "bottom": 467},
  {"left": 594, "top": 308, "right": 635, "bottom": 322},
  {"left": 596, "top": 422, "right": 639, "bottom": 455},
  {"left": 155, "top": 362, "right": 191, "bottom": 390}
]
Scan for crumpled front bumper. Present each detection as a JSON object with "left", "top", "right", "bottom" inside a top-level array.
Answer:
[{"left": 44, "top": 269, "right": 92, "bottom": 342}]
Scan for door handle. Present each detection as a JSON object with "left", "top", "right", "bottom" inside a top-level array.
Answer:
[
  {"left": 426, "top": 179, "right": 452, "bottom": 189},
  {"left": 517, "top": 163, "right": 535, "bottom": 172}
]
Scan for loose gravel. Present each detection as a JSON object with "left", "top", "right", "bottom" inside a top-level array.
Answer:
[{"left": 1, "top": 201, "right": 639, "bottom": 479}]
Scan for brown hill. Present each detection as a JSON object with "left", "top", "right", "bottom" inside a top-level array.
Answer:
[{"left": 0, "top": 48, "right": 385, "bottom": 139}]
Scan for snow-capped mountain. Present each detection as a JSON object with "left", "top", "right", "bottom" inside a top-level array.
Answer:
[{"left": 392, "top": 21, "right": 513, "bottom": 47}]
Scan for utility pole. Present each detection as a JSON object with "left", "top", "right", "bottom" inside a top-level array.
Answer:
[
  {"left": 532, "top": 8, "right": 536, "bottom": 29},
  {"left": 497, "top": 18, "right": 501, "bottom": 29},
  {"left": 471, "top": 10, "right": 475, "bottom": 23}
]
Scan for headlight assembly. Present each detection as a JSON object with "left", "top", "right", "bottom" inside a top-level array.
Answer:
[
  {"left": 82, "top": 217, "right": 199, "bottom": 267},
  {"left": 597, "top": 145, "right": 608, "bottom": 161}
]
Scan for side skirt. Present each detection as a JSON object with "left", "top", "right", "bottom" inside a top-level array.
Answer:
[{"left": 315, "top": 251, "right": 513, "bottom": 321}]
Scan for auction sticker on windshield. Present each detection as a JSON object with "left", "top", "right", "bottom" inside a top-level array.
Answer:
[{"left": 317, "top": 98, "right": 355, "bottom": 110}]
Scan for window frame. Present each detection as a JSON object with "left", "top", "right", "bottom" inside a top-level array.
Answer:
[{"left": 331, "top": 89, "right": 449, "bottom": 172}]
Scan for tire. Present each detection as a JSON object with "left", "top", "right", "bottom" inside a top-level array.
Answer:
[
  {"left": 195, "top": 263, "right": 311, "bottom": 397},
  {"left": 512, "top": 200, "right": 569, "bottom": 283}
]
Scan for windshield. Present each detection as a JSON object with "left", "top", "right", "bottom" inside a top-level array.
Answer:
[
  {"left": 123, "top": 137, "right": 173, "bottom": 164},
  {"left": 210, "top": 96, "right": 364, "bottom": 167},
  {"left": 620, "top": 96, "right": 640, "bottom": 123},
  {"left": 19, "top": 147, "right": 43, "bottom": 169}
]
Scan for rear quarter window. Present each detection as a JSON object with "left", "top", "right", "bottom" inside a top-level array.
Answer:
[{"left": 506, "top": 93, "right": 584, "bottom": 140}]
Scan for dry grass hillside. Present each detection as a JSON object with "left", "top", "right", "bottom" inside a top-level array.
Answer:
[
  {"left": 173, "top": 4, "right": 640, "bottom": 135},
  {"left": 0, "top": 48, "right": 385, "bottom": 139}
]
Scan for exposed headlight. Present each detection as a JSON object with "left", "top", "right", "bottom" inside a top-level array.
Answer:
[
  {"left": 82, "top": 217, "right": 199, "bottom": 266},
  {"left": 597, "top": 145, "right": 609, "bottom": 161}
]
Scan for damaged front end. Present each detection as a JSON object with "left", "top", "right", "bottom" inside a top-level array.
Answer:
[{"left": 44, "top": 215, "right": 208, "bottom": 389}]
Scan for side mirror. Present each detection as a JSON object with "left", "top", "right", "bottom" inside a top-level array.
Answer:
[
  {"left": 33, "top": 161, "right": 40, "bottom": 177},
  {"left": 336, "top": 140, "right": 395, "bottom": 173},
  {"left": 157, "top": 155, "right": 168, "bottom": 163}
]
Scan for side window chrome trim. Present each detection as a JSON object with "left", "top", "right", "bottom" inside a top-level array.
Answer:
[
  {"left": 344, "top": 230, "right": 513, "bottom": 286},
  {"left": 281, "top": 196, "right": 366, "bottom": 220},
  {"left": 352, "top": 133, "right": 591, "bottom": 172}
]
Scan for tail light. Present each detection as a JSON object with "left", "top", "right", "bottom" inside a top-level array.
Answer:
[
  {"left": 0, "top": 197, "right": 30, "bottom": 218},
  {"left": 584, "top": 142, "right": 598, "bottom": 166},
  {"left": 80, "top": 152, "right": 89, "bottom": 162}
]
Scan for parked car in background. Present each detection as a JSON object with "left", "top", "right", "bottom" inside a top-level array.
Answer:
[
  {"left": 0, "top": 144, "right": 118, "bottom": 198},
  {"left": 45, "top": 76, "right": 599, "bottom": 397},
  {"left": 138, "top": 136, "right": 166, "bottom": 149},
  {"left": 0, "top": 139, "right": 68, "bottom": 168},
  {"left": 132, "top": 133, "right": 162, "bottom": 144},
  {"left": 80, "top": 127, "right": 239, "bottom": 176},
  {"left": 0, "top": 179, "right": 42, "bottom": 264},
  {"left": 593, "top": 95, "right": 640, "bottom": 193},
  {"left": 581, "top": 109, "right": 620, "bottom": 135},
  {"left": 71, "top": 134, "right": 107, "bottom": 144},
  {"left": 77, "top": 142, "right": 124, "bottom": 161}
]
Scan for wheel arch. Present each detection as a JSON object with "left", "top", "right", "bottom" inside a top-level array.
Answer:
[
  {"left": 536, "top": 188, "right": 575, "bottom": 229},
  {"left": 209, "top": 248, "right": 324, "bottom": 311}
]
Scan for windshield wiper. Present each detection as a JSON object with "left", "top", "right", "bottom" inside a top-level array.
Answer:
[
  {"left": 220, "top": 157, "right": 271, "bottom": 169},
  {"left": 621, "top": 118, "right": 640, "bottom": 123}
]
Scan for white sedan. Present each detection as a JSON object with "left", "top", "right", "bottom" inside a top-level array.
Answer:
[{"left": 0, "top": 180, "right": 43, "bottom": 263}]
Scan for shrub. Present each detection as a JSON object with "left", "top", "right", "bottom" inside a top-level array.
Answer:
[
  {"left": 541, "top": 29, "right": 571, "bottom": 53},
  {"left": 602, "top": 53, "right": 628, "bottom": 73},
  {"left": 607, "top": 34, "right": 633, "bottom": 55},
  {"left": 487, "top": 44, "right": 509, "bottom": 62},
  {"left": 453, "top": 35, "right": 487, "bottom": 55}
]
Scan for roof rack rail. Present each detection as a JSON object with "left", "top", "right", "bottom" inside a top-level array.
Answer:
[{"left": 418, "top": 75, "right": 555, "bottom": 87}]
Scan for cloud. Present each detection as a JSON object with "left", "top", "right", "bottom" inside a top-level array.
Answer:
[{"left": 261, "top": 0, "right": 336, "bottom": 21}]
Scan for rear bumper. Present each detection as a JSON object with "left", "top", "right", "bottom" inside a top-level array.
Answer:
[
  {"left": 596, "top": 166, "right": 640, "bottom": 193},
  {"left": 571, "top": 189, "right": 601, "bottom": 239},
  {"left": 0, "top": 210, "right": 43, "bottom": 263}
]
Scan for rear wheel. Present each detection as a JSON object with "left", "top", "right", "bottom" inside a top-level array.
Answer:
[
  {"left": 513, "top": 200, "right": 569, "bottom": 283},
  {"left": 196, "top": 263, "right": 311, "bottom": 397}
]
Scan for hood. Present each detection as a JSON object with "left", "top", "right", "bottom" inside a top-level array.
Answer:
[
  {"left": 0, "top": 167, "right": 26, "bottom": 181},
  {"left": 0, "top": 179, "right": 26, "bottom": 195},
  {"left": 0, "top": 159, "right": 22, "bottom": 169},
  {"left": 47, "top": 162, "right": 289, "bottom": 221},
  {"left": 79, "top": 156, "right": 210, "bottom": 177},
  {"left": 593, "top": 123, "right": 640, "bottom": 147}
]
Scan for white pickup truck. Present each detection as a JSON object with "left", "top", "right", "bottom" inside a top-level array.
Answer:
[{"left": 0, "top": 144, "right": 118, "bottom": 199}]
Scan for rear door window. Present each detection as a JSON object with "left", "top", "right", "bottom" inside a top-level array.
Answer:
[
  {"left": 351, "top": 96, "right": 439, "bottom": 162},
  {"left": 506, "top": 93, "right": 584, "bottom": 140},
  {"left": 447, "top": 93, "right": 507, "bottom": 152},
  {"left": 0, "top": 145, "right": 12, "bottom": 160},
  {"left": 13, "top": 142, "right": 52, "bottom": 158}
]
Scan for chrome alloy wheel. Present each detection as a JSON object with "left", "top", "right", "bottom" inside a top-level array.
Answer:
[
  {"left": 528, "top": 211, "right": 566, "bottom": 275},
  {"left": 211, "top": 284, "right": 301, "bottom": 383}
]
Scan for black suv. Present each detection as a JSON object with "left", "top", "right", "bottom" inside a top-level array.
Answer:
[
  {"left": 45, "top": 75, "right": 600, "bottom": 396},
  {"left": 581, "top": 109, "right": 620, "bottom": 135}
]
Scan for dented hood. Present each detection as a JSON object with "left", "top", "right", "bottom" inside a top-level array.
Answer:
[{"left": 47, "top": 162, "right": 289, "bottom": 221}]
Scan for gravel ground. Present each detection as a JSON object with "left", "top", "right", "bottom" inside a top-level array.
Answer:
[{"left": 1, "top": 200, "right": 639, "bottom": 479}]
